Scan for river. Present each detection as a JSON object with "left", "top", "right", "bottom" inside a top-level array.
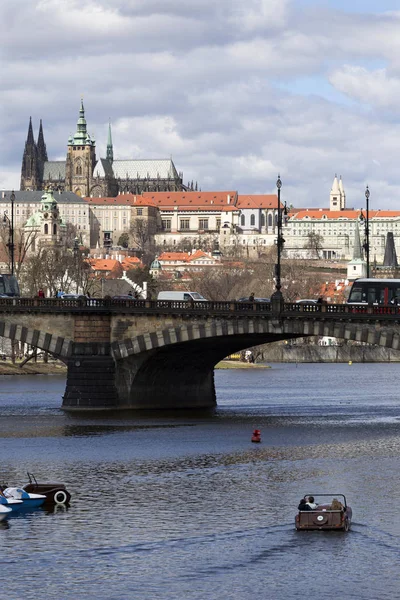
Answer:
[{"left": 1, "top": 363, "right": 400, "bottom": 599}]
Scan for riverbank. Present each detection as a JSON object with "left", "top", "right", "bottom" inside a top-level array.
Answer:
[
  {"left": 215, "top": 360, "right": 270, "bottom": 369},
  {"left": 0, "top": 362, "right": 67, "bottom": 375},
  {"left": 259, "top": 343, "right": 400, "bottom": 363}
]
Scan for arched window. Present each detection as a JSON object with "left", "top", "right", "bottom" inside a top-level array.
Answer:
[
  {"left": 44, "top": 223, "right": 48, "bottom": 235},
  {"left": 261, "top": 214, "right": 265, "bottom": 227},
  {"left": 53, "top": 224, "right": 57, "bottom": 235},
  {"left": 268, "top": 214, "right": 272, "bottom": 227},
  {"left": 241, "top": 214, "right": 245, "bottom": 226},
  {"left": 250, "top": 214, "right": 255, "bottom": 227}
]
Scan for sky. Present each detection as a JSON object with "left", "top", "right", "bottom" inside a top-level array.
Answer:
[{"left": 2, "top": 0, "right": 400, "bottom": 210}]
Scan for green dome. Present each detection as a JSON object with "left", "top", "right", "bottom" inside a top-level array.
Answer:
[{"left": 150, "top": 258, "right": 161, "bottom": 270}]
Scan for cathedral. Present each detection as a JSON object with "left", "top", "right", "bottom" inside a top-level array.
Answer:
[{"left": 20, "top": 101, "right": 185, "bottom": 197}]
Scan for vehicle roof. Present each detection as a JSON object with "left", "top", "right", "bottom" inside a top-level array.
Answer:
[{"left": 353, "top": 278, "right": 400, "bottom": 283}]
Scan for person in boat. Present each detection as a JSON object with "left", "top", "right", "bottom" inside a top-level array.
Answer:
[
  {"left": 306, "top": 496, "right": 318, "bottom": 510},
  {"left": 298, "top": 498, "right": 311, "bottom": 511}
]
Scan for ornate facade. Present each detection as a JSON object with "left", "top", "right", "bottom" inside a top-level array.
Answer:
[{"left": 20, "top": 101, "right": 185, "bottom": 197}]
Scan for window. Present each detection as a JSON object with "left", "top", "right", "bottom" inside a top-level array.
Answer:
[
  {"left": 268, "top": 214, "right": 272, "bottom": 227},
  {"left": 216, "top": 218, "right": 221, "bottom": 229},
  {"left": 241, "top": 214, "right": 245, "bottom": 226},
  {"left": 250, "top": 214, "right": 255, "bottom": 227},
  {"left": 199, "top": 219, "right": 208, "bottom": 230},
  {"left": 261, "top": 214, "right": 265, "bottom": 226},
  {"left": 44, "top": 224, "right": 48, "bottom": 234},
  {"left": 180, "top": 219, "right": 190, "bottom": 230},
  {"left": 53, "top": 224, "right": 57, "bottom": 235},
  {"left": 137, "top": 208, "right": 143, "bottom": 216},
  {"left": 162, "top": 219, "right": 171, "bottom": 230}
]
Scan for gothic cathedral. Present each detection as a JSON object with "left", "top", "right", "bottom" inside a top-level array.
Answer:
[{"left": 20, "top": 101, "right": 185, "bottom": 197}]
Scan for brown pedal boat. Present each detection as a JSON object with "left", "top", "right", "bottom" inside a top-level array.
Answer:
[
  {"left": 23, "top": 472, "right": 72, "bottom": 506},
  {"left": 295, "top": 494, "right": 352, "bottom": 531}
]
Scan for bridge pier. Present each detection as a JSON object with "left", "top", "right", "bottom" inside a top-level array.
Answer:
[
  {"left": 62, "top": 343, "right": 119, "bottom": 410},
  {"left": 113, "top": 346, "right": 217, "bottom": 409}
]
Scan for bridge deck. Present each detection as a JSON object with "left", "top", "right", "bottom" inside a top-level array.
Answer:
[{"left": 0, "top": 298, "right": 399, "bottom": 320}]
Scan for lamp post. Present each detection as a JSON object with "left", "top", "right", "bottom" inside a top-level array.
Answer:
[
  {"left": 2, "top": 190, "right": 15, "bottom": 275},
  {"left": 364, "top": 185, "right": 370, "bottom": 278},
  {"left": 73, "top": 236, "right": 79, "bottom": 293},
  {"left": 272, "top": 174, "right": 287, "bottom": 298}
]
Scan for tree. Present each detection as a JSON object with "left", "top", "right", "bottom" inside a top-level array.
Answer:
[
  {"left": 130, "top": 219, "right": 154, "bottom": 264},
  {"left": 0, "top": 226, "right": 38, "bottom": 277},
  {"left": 304, "top": 232, "right": 324, "bottom": 259},
  {"left": 20, "top": 246, "right": 95, "bottom": 297},
  {"left": 126, "top": 265, "right": 158, "bottom": 298},
  {"left": 118, "top": 232, "right": 129, "bottom": 248},
  {"left": 182, "top": 265, "right": 254, "bottom": 301}
]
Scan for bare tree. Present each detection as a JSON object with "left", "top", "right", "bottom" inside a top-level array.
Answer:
[
  {"left": 304, "top": 232, "right": 324, "bottom": 259},
  {"left": 182, "top": 265, "right": 254, "bottom": 301},
  {"left": 130, "top": 219, "right": 154, "bottom": 264},
  {"left": 20, "top": 246, "right": 95, "bottom": 297},
  {"left": 0, "top": 226, "right": 38, "bottom": 276}
]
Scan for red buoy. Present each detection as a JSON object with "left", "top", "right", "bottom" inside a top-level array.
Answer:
[{"left": 251, "top": 429, "right": 261, "bottom": 443}]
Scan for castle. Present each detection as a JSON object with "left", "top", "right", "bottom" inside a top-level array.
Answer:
[{"left": 20, "top": 100, "right": 185, "bottom": 197}]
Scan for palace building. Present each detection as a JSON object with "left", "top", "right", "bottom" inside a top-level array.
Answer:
[{"left": 20, "top": 101, "right": 185, "bottom": 198}]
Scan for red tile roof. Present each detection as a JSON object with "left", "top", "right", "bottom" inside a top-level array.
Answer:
[
  {"left": 84, "top": 194, "right": 157, "bottom": 207},
  {"left": 121, "top": 256, "right": 143, "bottom": 270},
  {"left": 142, "top": 191, "right": 238, "bottom": 207},
  {"left": 237, "top": 194, "right": 280, "bottom": 209}
]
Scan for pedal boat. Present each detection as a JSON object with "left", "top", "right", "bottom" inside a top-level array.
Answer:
[
  {"left": 2, "top": 487, "right": 46, "bottom": 509},
  {"left": 23, "top": 473, "right": 71, "bottom": 505},
  {"left": 295, "top": 494, "right": 352, "bottom": 532},
  {"left": 0, "top": 504, "right": 12, "bottom": 521}
]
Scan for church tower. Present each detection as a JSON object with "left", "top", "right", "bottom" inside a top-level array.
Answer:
[
  {"left": 65, "top": 100, "right": 96, "bottom": 196},
  {"left": 106, "top": 120, "right": 113, "bottom": 163},
  {"left": 20, "top": 117, "right": 40, "bottom": 190},
  {"left": 330, "top": 174, "right": 346, "bottom": 211}
]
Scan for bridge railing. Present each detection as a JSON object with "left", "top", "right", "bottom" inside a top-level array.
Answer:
[{"left": 1, "top": 297, "right": 400, "bottom": 317}]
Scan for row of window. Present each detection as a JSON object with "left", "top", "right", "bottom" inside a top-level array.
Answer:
[
  {"left": 161, "top": 218, "right": 222, "bottom": 231},
  {"left": 240, "top": 214, "right": 278, "bottom": 227}
]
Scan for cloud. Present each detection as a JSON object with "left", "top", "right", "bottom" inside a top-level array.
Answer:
[
  {"left": 329, "top": 66, "right": 400, "bottom": 109},
  {"left": 3, "top": 0, "right": 400, "bottom": 210}
]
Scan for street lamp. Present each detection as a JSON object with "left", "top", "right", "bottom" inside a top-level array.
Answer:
[
  {"left": 2, "top": 190, "right": 15, "bottom": 275},
  {"left": 73, "top": 236, "right": 79, "bottom": 293},
  {"left": 272, "top": 174, "right": 287, "bottom": 299},
  {"left": 364, "top": 185, "right": 370, "bottom": 278}
]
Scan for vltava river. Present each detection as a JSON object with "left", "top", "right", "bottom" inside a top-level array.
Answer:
[{"left": 1, "top": 363, "right": 400, "bottom": 600}]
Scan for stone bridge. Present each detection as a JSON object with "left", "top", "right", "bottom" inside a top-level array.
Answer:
[{"left": 1, "top": 297, "right": 400, "bottom": 411}]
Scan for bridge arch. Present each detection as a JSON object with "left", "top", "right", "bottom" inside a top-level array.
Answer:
[
  {"left": 0, "top": 320, "right": 73, "bottom": 359},
  {"left": 112, "top": 317, "right": 400, "bottom": 360},
  {"left": 110, "top": 317, "right": 400, "bottom": 409}
]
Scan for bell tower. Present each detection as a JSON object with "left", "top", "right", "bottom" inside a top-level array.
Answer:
[{"left": 65, "top": 100, "right": 96, "bottom": 196}]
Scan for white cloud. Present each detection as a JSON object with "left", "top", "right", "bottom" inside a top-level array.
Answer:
[
  {"left": 3, "top": 0, "right": 400, "bottom": 209},
  {"left": 329, "top": 65, "right": 400, "bottom": 109}
]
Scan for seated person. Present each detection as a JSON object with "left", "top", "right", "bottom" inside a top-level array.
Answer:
[
  {"left": 330, "top": 498, "right": 343, "bottom": 511},
  {"left": 298, "top": 498, "right": 311, "bottom": 511},
  {"left": 306, "top": 496, "right": 318, "bottom": 510}
]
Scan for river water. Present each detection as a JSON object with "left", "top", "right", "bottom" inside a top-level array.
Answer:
[{"left": 1, "top": 363, "right": 400, "bottom": 599}]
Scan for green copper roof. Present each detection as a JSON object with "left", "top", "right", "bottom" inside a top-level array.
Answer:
[{"left": 69, "top": 99, "right": 95, "bottom": 147}]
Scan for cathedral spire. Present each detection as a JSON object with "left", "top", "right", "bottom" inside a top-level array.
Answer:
[
  {"left": 106, "top": 120, "right": 114, "bottom": 163},
  {"left": 37, "top": 119, "right": 48, "bottom": 162},
  {"left": 26, "top": 117, "right": 35, "bottom": 145},
  {"left": 353, "top": 221, "right": 363, "bottom": 261}
]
